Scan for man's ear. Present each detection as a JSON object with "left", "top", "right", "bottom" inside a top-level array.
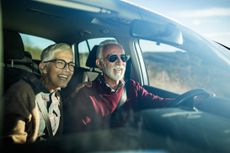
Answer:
[
  {"left": 96, "top": 59, "right": 103, "bottom": 69},
  {"left": 39, "top": 62, "right": 47, "bottom": 74}
]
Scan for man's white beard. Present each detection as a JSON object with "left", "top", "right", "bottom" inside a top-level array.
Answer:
[{"left": 103, "top": 65, "right": 125, "bottom": 81}]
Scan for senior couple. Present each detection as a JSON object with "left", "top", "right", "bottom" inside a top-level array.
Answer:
[{"left": 2, "top": 39, "right": 175, "bottom": 143}]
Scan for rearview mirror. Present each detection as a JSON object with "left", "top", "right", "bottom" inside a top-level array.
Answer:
[{"left": 130, "top": 19, "right": 183, "bottom": 45}]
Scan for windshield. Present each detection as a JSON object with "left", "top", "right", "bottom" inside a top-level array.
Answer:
[{"left": 139, "top": 27, "right": 230, "bottom": 99}]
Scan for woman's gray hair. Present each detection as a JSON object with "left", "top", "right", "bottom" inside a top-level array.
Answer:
[
  {"left": 97, "top": 39, "right": 123, "bottom": 58},
  {"left": 41, "top": 43, "right": 72, "bottom": 62}
]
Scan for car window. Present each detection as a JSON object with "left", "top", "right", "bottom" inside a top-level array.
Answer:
[
  {"left": 139, "top": 39, "right": 230, "bottom": 98},
  {"left": 140, "top": 39, "right": 187, "bottom": 93},
  {"left": 20, "top": 33, "right": 55, "bottom": 60},
  {"left": 78, "top": 37, "right": 116, "bottom": 68}
]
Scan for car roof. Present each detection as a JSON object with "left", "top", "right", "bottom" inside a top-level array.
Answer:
[
  {"left": 1, "top": 0, "right": 134, "bottom": 43},
  {"left": 2, "top": 0, "right": 178, "bottom": 44}
]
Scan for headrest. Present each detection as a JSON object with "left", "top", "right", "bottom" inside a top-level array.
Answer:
[
  {"left": 86, "top": 45, "right": 99, "bottom": 68},
  {"left": 12, "top": 51, "right": 33, "bottom": 64},
  {"left": 3, "top": 29, "right": 25, "bottom": 60}
]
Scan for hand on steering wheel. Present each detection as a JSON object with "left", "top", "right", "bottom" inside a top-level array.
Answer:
[{"left": 174, "top": 89, "right": 211, "bottom": 110}]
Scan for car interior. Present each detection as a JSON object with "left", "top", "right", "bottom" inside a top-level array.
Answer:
[
  {"left": 1, "top": 0, "right": 230, "bottom": 153},
  {"left": 2, "top": 0, "right": 177, "bottom": 101}
]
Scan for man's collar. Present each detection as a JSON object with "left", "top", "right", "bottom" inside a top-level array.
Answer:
[{"left": 97, "top": 75, "right": 125, "bottom": 93}]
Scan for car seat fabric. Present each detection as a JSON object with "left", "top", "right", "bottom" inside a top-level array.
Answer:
[
  {"left": 85, "top": 45, "right": 101, "bottom": 81},
  {"left": 60, "top": 67, "right": 90, "bottom": 101},
  {"left": 61, "top": 45, "right": 101, "bottom": 102},
  {"left": 3, "top": 29, "right": 25, "bottom": 62},
  {"left": 86, "top": 45, "right": 98, "bottom": 69},
  {"left": 3, "top": 29, "right": 39, "bottom": 93}
]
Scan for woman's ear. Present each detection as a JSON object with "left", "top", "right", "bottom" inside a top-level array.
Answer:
[{"left": 39, "top": 62, "right": 47, "bottom": 74}]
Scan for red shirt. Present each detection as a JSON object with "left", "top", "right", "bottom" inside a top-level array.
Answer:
[{"left": 64, "top": 76, "right": 174, "bottom": 133}]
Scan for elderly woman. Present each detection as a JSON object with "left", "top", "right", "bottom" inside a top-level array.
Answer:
[{"left": 3, "top": 43, "right": 74, "bottom": 143}]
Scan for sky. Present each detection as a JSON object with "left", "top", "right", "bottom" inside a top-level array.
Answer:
[{"left": 125, "top": 0, "right": 230, "bottom": 47}]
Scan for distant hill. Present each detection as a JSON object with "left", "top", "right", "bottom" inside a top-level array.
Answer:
[{"left": 143, "top": 51, "right": 230, "bottom": 98}]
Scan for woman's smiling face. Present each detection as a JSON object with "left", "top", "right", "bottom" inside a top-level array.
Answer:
[{"left": 43, "top": 49, "right": 74, "bottom": 91}]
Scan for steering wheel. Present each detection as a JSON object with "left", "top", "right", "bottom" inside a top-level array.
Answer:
[{"left": 174, "top": 89, "right": 211, "bottom": 109}]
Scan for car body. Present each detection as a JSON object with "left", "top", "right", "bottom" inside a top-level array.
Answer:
[{"left": 1, "top": 0, "right": 230, "bottom": 153}]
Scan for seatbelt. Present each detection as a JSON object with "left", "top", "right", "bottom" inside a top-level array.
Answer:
[
  {"left": 117, "top": 86, "right": 127, "bottom": 108},
  {"left": 116, "top": 58, "right": 131, "bottom": 109},
  {"left": 110, "top": 81, "right": 129, "bottom": 128},
  {"left": 36, "top": 95, "right": 53, "bottom": 137}
]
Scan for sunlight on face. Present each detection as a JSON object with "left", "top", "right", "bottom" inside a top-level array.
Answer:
[
  {"left": 101, "top": 45, "right": 126, "bottom": 82},
  {"left": 103, "top": 64, "right": 126, "bottom": 81},
  {"left": 46, "top": 50, "right": 74, "bottom": 90}
]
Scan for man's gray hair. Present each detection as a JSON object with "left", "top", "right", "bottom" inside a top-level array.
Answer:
[
  {"left": 97, "top": 39, "right": 124, "bottom": 58},
  {"left": 41, "top": 43, "right": 72, "bottom": 62}
]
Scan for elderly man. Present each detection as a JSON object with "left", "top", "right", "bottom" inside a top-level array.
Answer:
[
  {"left": 64, "top": 40, "right": 175, "bottom": 133},
  {"left": 3, "top": 43, "right": 74, "bottom": 143}
]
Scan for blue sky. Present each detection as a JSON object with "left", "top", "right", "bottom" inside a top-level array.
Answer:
[{"left": 125, "top": 0, "right": 230, "bottom": 47}]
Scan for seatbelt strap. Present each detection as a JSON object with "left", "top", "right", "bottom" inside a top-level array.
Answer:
[
  {"left": 117, "top": 87, "right": 127, "bottom": 108},
  {"left": 116, "top": 57, "right": 131, "bottom": 109},
  {"left": 36, "top": 97, "right": 53, "bottom": 137}
]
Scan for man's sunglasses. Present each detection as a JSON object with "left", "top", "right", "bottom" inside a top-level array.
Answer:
[{"left": 105, "top": 54, "right": 130, "bottom": 63}]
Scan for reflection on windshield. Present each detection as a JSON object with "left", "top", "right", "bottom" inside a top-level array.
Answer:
[
  {"left": 211, "top": 41, "right": 230, "bottom": 65},
  {"left": 140, "top": 39, "right": 230, "bottom": 99}
]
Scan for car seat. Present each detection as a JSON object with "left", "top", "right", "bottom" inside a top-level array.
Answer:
[
  {"left": 3, "top": 29, "right": 39, "bottom": 93},
  {"left": 60, "top": 45, "right": 101, "bottom": 101},
  {"left": 85, "top": 45, "right": 101, "bottom": 81}
]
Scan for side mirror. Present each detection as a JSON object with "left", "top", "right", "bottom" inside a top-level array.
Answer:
[{"left": 130, "top": 19, "right": 183, "bottom": 45}]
